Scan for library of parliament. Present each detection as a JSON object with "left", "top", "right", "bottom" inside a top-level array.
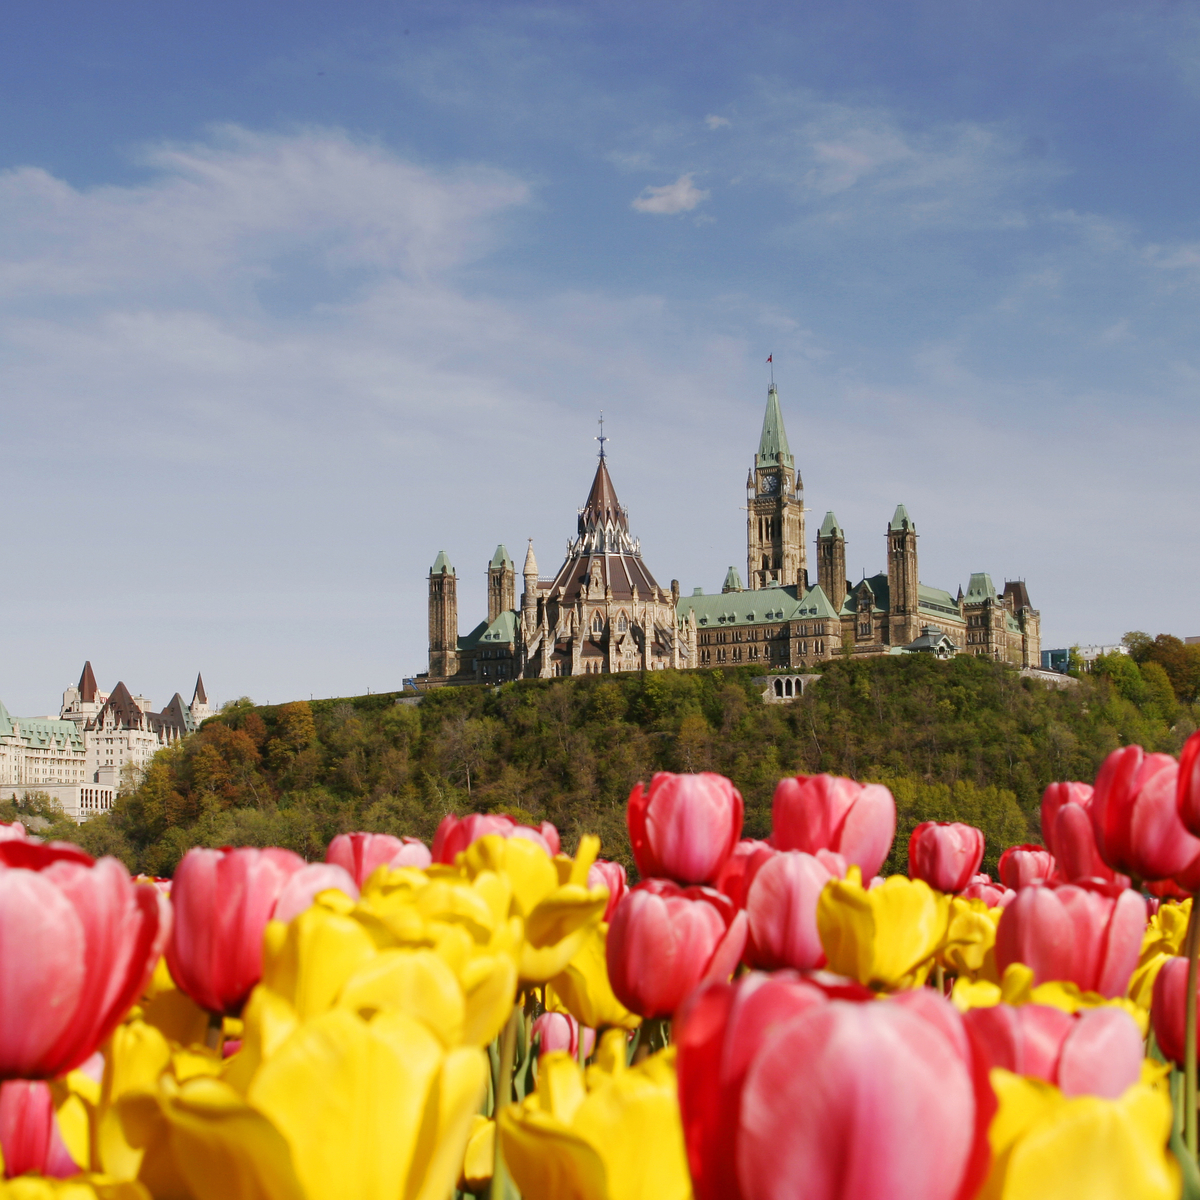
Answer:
[{"left": 423, "top": 384, "right": 1041, "bottom": 686}]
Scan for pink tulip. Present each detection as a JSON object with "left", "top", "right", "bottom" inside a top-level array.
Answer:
[
  {"left": 715, "top": 840, "right": 777, "bottom": 909},
  {"left": 326, "top": 832, "right": 430, "bottom": 886},
  {"left": 165, "top": 846, "right": 305, "bottom": 1016},
  {"left": 0, "top": 823, "right": 26, "bottom": 843},
  {"left": 531, "top": 1011, "right": 596, "bottom": 1060},
  {"left": 431, "top": 813, "right": 560, "bottom": 863},
  {"left": 1180, "top": 731, "right": 1200, "bottom": 838},
  {"left": 0, "top": 1080, "right": 78, "bottom": 1178},
  {"left": 1041, "top": 782, "right": 1129, "bottom": 886},
  {"left": 997, "top": 845, "right": 1057, "bottom": 890},
  {"left": 771, "top": 774, "right": 895, "bottom": 879},
  {"left": 961, "top": 877, "right": 1015, "bottom": 907},
  {"left": 273, "top": 862, "right": 359, "bottom": 924},
  {"left": 0, "top": 843, "right": 169, "bottom": 1081},
  {"left": 675, "top": 972, "right": 830, "bottom": 1200},
  {"left": 627, "top": 772, "right": 744, "bottom": 885},
  {"left": 963, "top": 1003, "right": 1143, "bottom": 1099},
  {"left": 1091, "top": 745, "right": 1200, "bottom": 883},
  {"left": 606, "top": 881, "right": 748, "bottom": 1018},
  {"left": 994, "top": 882, "right": 1146, "bottom": 998},
  {"left": 908, "top": 822, "right": 985, "bottom": 893},
  {"left": 744, "top": 851, "right": 834, "bottom": 971},
  {"left": 587, "top": 859, "right": 628, "bottom": 922},
  {"left": 737, "top": 991, "right": 990, "bottom": 1200},
  {"left": 1151, "top": 956, "right": 1198, "bottom": 1067}
]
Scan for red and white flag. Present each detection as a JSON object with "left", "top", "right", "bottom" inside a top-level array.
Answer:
[{"left": 766, "top": 354, "right": 772, "bottom": 363}]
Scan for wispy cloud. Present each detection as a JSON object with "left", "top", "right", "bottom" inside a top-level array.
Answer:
[
  {"left": 705, "top": 114, "right": 731, "bottom": 130},
  {"left": 631, "top": 173, "right": 709, "bottom": 214}
]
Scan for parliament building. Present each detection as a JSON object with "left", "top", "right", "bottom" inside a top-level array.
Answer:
[{"left": 424, "top": 384, "right": 1040, "bottom": 685}]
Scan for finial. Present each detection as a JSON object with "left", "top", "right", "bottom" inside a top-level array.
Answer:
[{"left": 595, "top": 411, "right": 608, "bottom": 460}]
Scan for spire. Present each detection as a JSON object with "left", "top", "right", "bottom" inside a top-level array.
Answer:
[
  {"left": 78, "top": 661, "right": 98, "bottom": 703},
  {"left": 889, "top": 504, "right": 915, "bottom": 533},
  {"left": 818, "top": 511, "right": 843, "bottom": 538},
  {"left": 756, "top": 383, "right": 794, "bottom": 470},
  {"left": 490, "top": 545, "right": 513, "bottom": 569},
  {"left": 523, "top": 540, "right": 538, "bottom": 576},
  {"left": 579, "top": 457, "right": 628, "bottom": 534},
  {"left": 430, "top": 550, "right": 455, "bottom": 576},
  {"left": 722, "top": 565, "right": 744, "bottom": 593},
  {"left": 192, "top": 673, "right": 207, "bottom": 705}
]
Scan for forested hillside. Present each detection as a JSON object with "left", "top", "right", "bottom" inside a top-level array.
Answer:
[{"left": 24, "top": 652, "right": 1195, "bottom": 879}]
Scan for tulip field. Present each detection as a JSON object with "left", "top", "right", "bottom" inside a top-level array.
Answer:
[{"left": 3, "top": 735, "right": 1200, "bottom": 1199}]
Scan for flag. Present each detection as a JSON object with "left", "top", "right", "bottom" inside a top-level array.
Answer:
[{"left": 766, "top": 354, "right": 772, "bottom": 363}]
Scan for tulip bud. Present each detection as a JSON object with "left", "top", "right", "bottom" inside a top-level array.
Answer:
[
  {"left": 771, "top": 773, "right": 895, "bottom": 879},
  {"left": 431, "top": 813, "right": 559, "bottom": 863},
  {"left": 531, "top": 1011, "right": 595, "bottom": 1060},
  {"left": 606, "top": 881, "right": 748, "bottom": 1018},
  {"left": 961, "top": 878, "right": 1015, "bottom": 908},
  {"left": 715, "top": 839, "right": 776, "bottom": 909},
  {"left": 326, "top": 832, "right": 430, "bottom": 885},
  {"left": 1151, "top": 955, "right": 1198, "bottom": 1068},
  {"left": 1041, "top": 782, "right": 1130, "bottom": 886},
  {"left": 744, "top": 850, "right": 834, "bottom": 971},
  {"left": 1180, "top": 730, "right": 1200, "bottom": 838},
  {"left": 0, "top": 1080, "right": 78, "bottom": 1179},
  {"left": 997, "top": 845, "right": 1058, "bottom": 890},
  {"left": 908, "top": 822, "right": 985, "bottom": 894},
  {"left": 626, "top": 772, "right": 744, "bottom": 885},
  {"left": 587, "top": 859, "right": 628, "bottom": 922}
]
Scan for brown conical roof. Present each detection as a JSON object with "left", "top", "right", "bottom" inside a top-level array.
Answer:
[
  {"left": 78, "top": 661, "right": 98, "bottom": 703},
  {"left": 579, "top": 457, "right": 628, "bottom": 533},
  {"left": 192, "top": 673, "right": 208, "bottom": 704}
]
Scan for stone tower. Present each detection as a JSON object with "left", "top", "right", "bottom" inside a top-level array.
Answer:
[
  {"left": 816, "top": 511, "right": 847, "bottom": 613},
  {"left": 428, "top": 550, "right": 459, "bottom": 679},
  {"left": 746, "top": 384, "right": 806, "bottom": 590},
  {"left": 487, "top": 545, "right": 515, "bottom": 624},
  {"left": 521, "top": 540, "right": 539, "bottom": 636},
  {"left": 886, "top": 505, "right": 920, "bottom": 647}
]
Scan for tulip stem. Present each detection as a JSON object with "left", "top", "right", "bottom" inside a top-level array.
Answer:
[
  {"left": 205, "top": 1011, "right": 223, "bottom": 1054},
  {"left": 1186, "top": 898, "right": 1200, "bottom": 1160},
  {"left": 491, "top": 1004, "right": 521, "bottom": 1200}
]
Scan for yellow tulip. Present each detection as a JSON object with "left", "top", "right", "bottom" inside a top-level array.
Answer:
[
  {"left": 498, "top": 1030, "right": 691, "bottom": 1200},
  {"left": 138, "top": 957, "right": 210, "bottom": 1049},
  {"left": 938, "top": 896, "right": 1001, "bottom": 981},
  {"left": 1129, "top": 900, "right": 1191, "bottom": 1009},
  {"left": 978, "top": 1069, "right": 1179, "bottom": 1200},
  {"left": 817, "top": 874, "right": 949, "bottom": 990},
  {"left": 457, "top": 1115, "right": 495, "bottom": 1194},
  {"left": 545, "top": 924, "right": 640, "bottom": 1032},
  {"left": 0, "top": 1179, "right": 151, "bottom": 1200}
]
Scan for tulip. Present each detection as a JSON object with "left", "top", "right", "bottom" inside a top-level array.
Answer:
[
  {"left": 458, "top": 1115, "right": 494, "bottom": 1195},
  {"left": 993, "top": 883, "right": 1146, "bottom": 998},
  {"left": 606, "top": 881, "right": 748, "bottom": 1018},
  {"left": 997, "top": 845, "right": 1057, "bottom": 890},
  {"left": 771, "top": 773, "right": 895, "bottom": 879},
  {"left": 587, "top": 858, "right": 627, "bottom": 922},
  {"left": 1041, "top": 782, "right": 1129, "bottom": 886},
  {"left": 714, "top": 839, "right": 776, "bottom": 909},
  {"left": 963, "top": 1004, "right": 1143, "bottom": 1098},
  {"left": 908, "top": 822, "right": 985, "bottom": 893},
  {"left": 0, "top": 844, "right": 169, "bottom": 1079},
  {"left": 737, "top": 993, "right": 988, "bottom": 1200},
  {"left": 1090, "top": 745, "right": 1200, "bottom": 883},
  {"left": 744, "top": 851, "right": 834, "bottom": 971},
  {"left": 982, "top": 1069, "right": 1179, "bottom": 1200},
  {"left": 817, "top": 874, "right": 949, "bottom": 991},
  {"left": 0, "top": 1080, "right": 78, "bottom": 1178},
  {"left": 1151, "top": 955, "right": 1197, "bottom": 1067},
  {"left": 0, "top": 822, "right": 26, "bottom": 842},
  {"left": 545, "top": 922, "right": 640, "bottom": 1031},
  {"left": 531, "top": 1011, "right": 595, "bottom": 1060},
  {"left": 1180, "top": 729, "right": 1200, "bottom": 836},
  {"left": 626, "top": 772, "right": 744, "bottom": 885},
  {"left": 674, "top": 972, "right": 829, "bottom": 1200},
  {"left": 432, "top": 813, "right": 560, "bottom": 863},
  {"left": 940, "top": 896, "right": 1001, "bottom": 980},
  {"left": 325, "top": 832, "right": 430, "bottom": 886},
  {"left": 962, "top": 879, "right": 1015, "bottom": 908},
  {"left": 272, "top": 862, "right": 359, "bottom": 924},
  {"left": 166, "top": 846, "right": 305, "bottom": 1017}
]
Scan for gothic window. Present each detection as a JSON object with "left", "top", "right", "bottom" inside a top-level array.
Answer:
[
  {"left": 617, "top": 613, "right": 628, "bottom": 632},
  {"left": 592, "top": 613, "right": 603, "bottom": 635}
]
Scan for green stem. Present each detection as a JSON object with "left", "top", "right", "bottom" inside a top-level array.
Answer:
[
  {"left": 490, "top": 1004, "right": 521, "bottom": 1200},
  {"left": 934, "top": 963, "right": 945, "bottom": 996},
  {"left": 205, "top": 1011, "right": 224, "bottom": 1055},
  {"left": 1186, "top": 900, "right": 1200, "bottom": 1160}
]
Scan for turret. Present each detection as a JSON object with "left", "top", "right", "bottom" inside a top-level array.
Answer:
[
  {"left": 746, "top": 383, "right": 806, "bottom": 590},
  {"left": 886, "top": 505, "right": 919, "bottom": 646},
  {"left": 428, "top": 551, "right": 459, "bottom": 679},
  {"left": 488, "top": 545, "right": 516, "bottom": 624},
  {"left": 816, "top": 511, "right": 847, "bottom": 614},
  {"left": 522, "top": 540, "right": 539, "bottom": 625}
]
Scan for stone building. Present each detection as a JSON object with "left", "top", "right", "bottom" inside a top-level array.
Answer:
[{"left": 424, "top": 382, "right": 1041, "bottom": 683}]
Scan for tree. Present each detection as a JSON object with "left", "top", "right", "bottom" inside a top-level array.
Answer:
[{"left": 1123, "top": 632, "right": 1154, "bottom": 663}]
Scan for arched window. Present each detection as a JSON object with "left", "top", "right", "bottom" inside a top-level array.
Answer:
[
  {"left": 592, "top": 612, "right": 603, "bottom": 635},
  {"left": 774, "top": 679, "right": 784, "bottom": 697},
  {"left": 617, "top": 612, "right": 628, "bottom": 632},
  {"left": 785, "top": 679, "right": 794, "bottom": 697}
]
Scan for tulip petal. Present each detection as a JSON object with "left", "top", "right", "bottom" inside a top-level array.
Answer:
[{"left": 1056, "top": 1008, "right": 1144, "bottom": 1099}]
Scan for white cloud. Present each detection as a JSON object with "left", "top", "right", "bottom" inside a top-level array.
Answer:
[
  {"left": 705, "top": 115, "right": 731, "bottom": 130},
  {"left": 631, "top": 173, "right": 709, "bottom": 214}
]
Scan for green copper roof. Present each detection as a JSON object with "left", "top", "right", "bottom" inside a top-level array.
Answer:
[
  {"left": 0, "top": 703, "right": 84, "bottom": 750},
  {"left": 430, "top": 550, "right": 455, "bottom": 576},
  {"left": 677, "top": 584, "right": 839, "bottom": 628},
  {"left": 490, "top": 545, "right": 513, "bottom": 570},
  {"left": 818, "top": 511, "right": 843, "bottom": 538},
  {"left": 964, "top": 572, "right": 997, "bottom": 603},
  {"left": 843, "top": 573, "right": 890, "bottom": 615},
  {"left": 756, "top": 385, "right": 794, "bottom": 470},
  {"left": 889, "top": 504, "right": 915, "bottom": 532},
  {"left": 479, "top": 610, "right": 517, "bottom": 644},
  {"left": 794, "top": 584, "right": 839, "bottom": 619},
  {"left": 722, "top": 565, "right": 744, "bottom": 591},
  {"left": 918, "top": 585, "right": 966, "bottom": 624}
]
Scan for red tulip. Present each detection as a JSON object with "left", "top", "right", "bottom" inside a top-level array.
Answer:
[
  {"left": 771, "top": 774, "right": 895, "bottom": 879},
  {"left": 744, "top": 851, "right": 834, "bottom": 971},
  {"left": 1091, "top": 745, "right": 1200, "bottom": 883},
  {"left": 606, "top": 881, "right": 748, "bottom": 1018},
  {"left": 587, "top": 859, "right": 628, "bottom": 922},
  {"left": 994, "top": 882, "right": 1146, "bottom": 998},
  {"left": 272, "top": 862, "right": 358, "bottom": 924},
  {"left": 0, "top": 823, "right": 26, "bottom": 843},
  {"left": 0, "top": 843, "right": 169, "bottom": 1080},
  {"left": 908, "top": 822, "right": 985, "bottom": 893},
  {"left": 675, "top": 972, "right": 830, "bottom": 1200},
  {"left": 963, "top": 1003, "right": 1143, "bottom": 1099},
  {"left": 1180, "top": 730, "right": 1200, "bottom": 838},
  {"left": 715, "top": 840, "right": 776, "bottom": 909},
  {"left": 737, "top": 990, "right": 991, "bottom": 1200},
  {"left": 1041, "top": 782, "right": 1129, "bottom": 886},
  {"left": 531, "top": 1011, "right": 595, "bottom": 1060},
  {"left": 1151, "top": 956, "right": 1198, "bottom": 1067},
  {"left": 997, "top": 845, "right": 1057, "bottom": 890},
  {"left": 431, "top": 814, "right": 560, "bottom": 863},
  {"left": 326, "top": 832, "right": 431, "bottom": 886},
  {"left": 165, "top": 846, "right": 305, "bottom": 1017},
  {"left": 1147, "top": 878, "right": 1190, "bottom": 901},
  {"left": 0, "top": 1080, "right": 78, "bottom": 1178},
  {"left": 961, "top": 878, "right": 1015, "bottom": 908},
  {"left": 627, "top": 772, "right": 744, "bottom": 885}
]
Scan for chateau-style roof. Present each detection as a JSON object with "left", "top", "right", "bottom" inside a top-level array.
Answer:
[
  {"left": 842, "top": 573, "right": 890, "bottom": 615},
  {"left": 192, "top": 673, "right": 208, "bottom": 705},
  {"left": 678, "top": 583, "right": 838, "bottom": 627},
  {"left": 0, "top": 699, "right": 85, "bottom": 750},
  {"left": 818, "top": 511, "right": 843, "bottom": 538},
  {"left": 1003, "top": 580, "right": 1033, "bottom": 611},
  {"left": 430, "top": 551, "right": 455, "bottom": 576},
  {"left": 580, "top": 458, "right": 628, "bottom": 534},
  {"left": 919, "top": 585, "right": 965, "bottom": 623},
  {"left": 78, "top": 660, "right": 99, "bottom": 703},
  {"left": 723, "top": 566, "right": 744, "bottom": 592},
  {"left": 757, "top": 384, "right": 794, "bottom": 470},
  {"left": 889, "top": 504, "right": 915, "bottom": 533},
  {"left": 490, "top": 545, "right": 514, "bottom": 569},
  {"left": 964, "top": 572, "right": 997, "bottom": 603}
]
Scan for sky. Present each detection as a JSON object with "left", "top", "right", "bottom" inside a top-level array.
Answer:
[{"left": 1, "top": 0, "right": 1198, "bottom": 714}]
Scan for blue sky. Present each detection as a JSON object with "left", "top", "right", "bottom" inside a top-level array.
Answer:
[{"left": 2, "top": 1, "right": 1198, "bottom": 713}]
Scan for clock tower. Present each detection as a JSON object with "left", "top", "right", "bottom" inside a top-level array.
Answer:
[{"left": 746, "top": 383, "right": 806, "bottom": 591}]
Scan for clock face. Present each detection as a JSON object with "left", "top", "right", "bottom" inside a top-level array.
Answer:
[{"left": 759, "top": 473, "right": 778, "bottom": 494}]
